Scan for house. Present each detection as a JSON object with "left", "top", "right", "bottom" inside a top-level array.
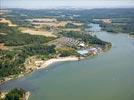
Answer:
[{"left": 78, "top": 43, "right": 85, "bottom": 47}]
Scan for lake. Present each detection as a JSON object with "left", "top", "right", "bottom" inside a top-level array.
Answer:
[{"left": 0, "top": 24, "right": 134, "bottom": 100}]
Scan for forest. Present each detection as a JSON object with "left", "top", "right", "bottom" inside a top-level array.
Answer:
[
  {"left": 0, "top": 23, "right": 56, "bottom": 78},
  {"left": 0, "top": 44, "right": 56, "bottom": 78}
]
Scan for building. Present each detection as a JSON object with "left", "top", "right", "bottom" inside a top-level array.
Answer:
[
  {"left": 78, "top": 43, "right": 85, "bottom": 47},
  {"left": 77, "top": 50, "right": 89, "bottom": 56}
]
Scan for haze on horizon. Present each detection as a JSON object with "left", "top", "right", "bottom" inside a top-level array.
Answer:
[{"left": 1, "top": 0, "right": 134, "bottom": 9}]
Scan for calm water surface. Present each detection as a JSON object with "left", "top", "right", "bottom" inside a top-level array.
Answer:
[{"left": 0, "top": 24, "right": 134, "bottom": 100}]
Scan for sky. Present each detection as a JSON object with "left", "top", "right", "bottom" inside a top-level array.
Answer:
[{"left": 1, "top": 0, "right": 134, "bottom": 9}]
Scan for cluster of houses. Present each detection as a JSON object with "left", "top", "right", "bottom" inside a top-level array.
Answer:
[
  {"left": 48, "top": 37, "right": 85, "bottom": 48},
  {"left": 62, "top": 37, "right": 85, "bottom": 48},
  {"left": 48, "top": 37, "right": 102, "bottom": 56}
]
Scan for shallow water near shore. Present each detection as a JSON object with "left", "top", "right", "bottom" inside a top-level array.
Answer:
[{"left": 0, "top": 24, "right": 134, "bottom": 100}]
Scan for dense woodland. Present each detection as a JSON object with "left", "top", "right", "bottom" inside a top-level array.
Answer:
[
  {"left": 0, "top": 44, "right": 56, "bottom": 78},
  {"left": 0, "top": 23, "right": 56, "bottom": 78}
]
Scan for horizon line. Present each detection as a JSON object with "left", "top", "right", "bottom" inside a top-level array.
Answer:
[{"left": 1, "top": 6, "right": 134, "bottom": 10}]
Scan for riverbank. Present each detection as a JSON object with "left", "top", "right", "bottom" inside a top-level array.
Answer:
[
  {"left": 0, "top": 56, "right": 80, "bottom": 85},
  {"left": 38, "top": 56, "right": 80, "bottom": 70},
  {"left": 0, "top": 43, "right": 110, "bottom": 85}
]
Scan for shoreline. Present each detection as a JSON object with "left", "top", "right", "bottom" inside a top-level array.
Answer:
[
  {"left": 38, "top": 56, "right": 80, "bottom": 70},
  {"left": 0, "top": 42, "right": 110, "bottom": 86},
  {"left": 0, "top": 56, "right": 80, "bottom": 85},
  {"left": 0, "top": 56, "right": 80, "bottom": 100}
]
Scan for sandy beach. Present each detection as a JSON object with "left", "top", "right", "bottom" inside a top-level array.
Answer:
[
  {"left": 0, "top": 56, "right": 79, "bottom": 100},
  {"left": 38, "top": 56, "right": 79, "bottom": 69},
  {"left": 0, "top": 56, "right": 80, "bottom": 85}
]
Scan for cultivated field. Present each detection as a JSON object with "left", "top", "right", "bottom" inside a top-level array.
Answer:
[
  {"left": 0, "top": 18, "right": 17, "bottom": 27},
  {"left": 20, "top": 27, "right": 57, "bottom": 37}
]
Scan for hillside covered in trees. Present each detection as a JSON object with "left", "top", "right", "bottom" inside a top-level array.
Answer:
[{"left": 0, "top": 23, "right": 56, "bottom": 79}]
